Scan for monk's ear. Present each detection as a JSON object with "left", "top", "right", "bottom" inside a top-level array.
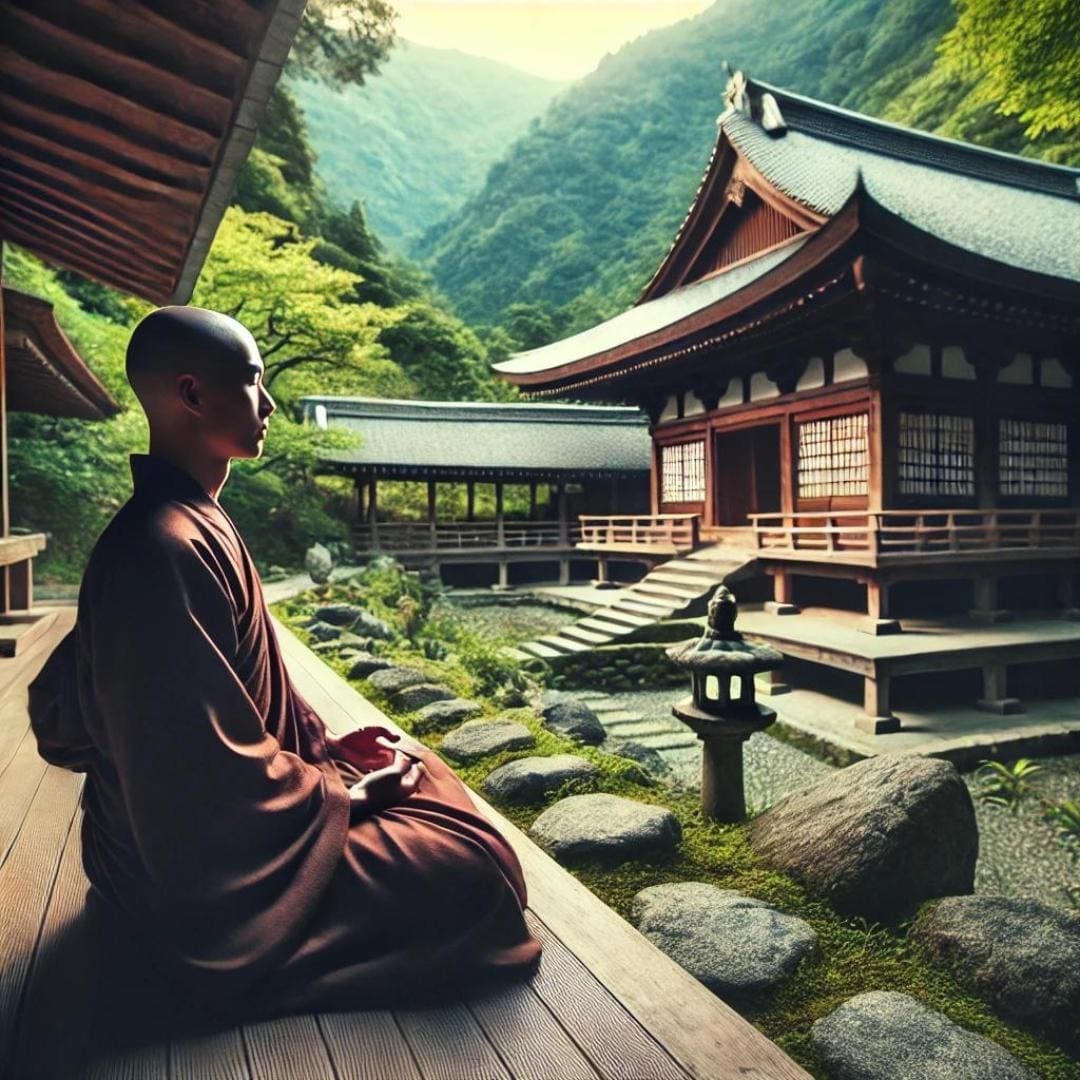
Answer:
[{"left": 176, "top": 373, "right": 203, "bottom": 416}]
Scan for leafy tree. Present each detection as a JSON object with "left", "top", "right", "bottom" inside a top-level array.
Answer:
[
  {"left": 938, "top": 0, "right": 1080, "bottom": 138},
  {"left": 288, "top": 0, "right": 398, "bottom": 89},
  {"left": 192, "top": 207, "right": 397, "bottom": 404}
]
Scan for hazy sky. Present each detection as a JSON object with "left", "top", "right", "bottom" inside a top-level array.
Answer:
[{"left": 393, "top": 1, "right": 714, "bottom": 81}]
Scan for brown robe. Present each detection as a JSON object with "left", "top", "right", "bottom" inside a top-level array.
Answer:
[{"left": 28, "top": 452, "right": 541, "bottom": 1021}]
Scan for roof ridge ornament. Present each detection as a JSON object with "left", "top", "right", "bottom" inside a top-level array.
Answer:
[{"left": 720, "top": 67, "right": 786, "bottom": 136}]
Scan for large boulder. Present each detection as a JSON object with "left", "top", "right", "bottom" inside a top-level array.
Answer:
[
  {"left": 911, "top": 895, "right": 1080, "bottom": 1050},
  {"left": 390, "top": 683, "right": 455, "bottom": 713},
  {"left": 529, "top": 792, "right": 682, "bottom": 866},
  {"left": 483, "top": 755, "right": 597, "bottom": 804},
  {"left": 441, "top": 719, "right": 536, "bottom": 763},
  {"left": 412, "top": 699, "right": 484, "bottom": 734},
  {"left": 747, "top": 754, "right": 977, "bottom": 923},
  {"left": 630, "top": 884, "right": 816, "bottom": 1003},
  {"left": 540, "top": 700, "right": 607, "bottom": 745},
  {"left": 367, "top": 666, "right": 428, "bottom": 695},
  {"left": 811, "top": 991, "right": 1034, "bottom": 1080}
]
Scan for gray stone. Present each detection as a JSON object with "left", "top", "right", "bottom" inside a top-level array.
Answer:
[
  {"left": 811, "top": 991, "right": 1034, "bottom": 1080},
  {"left": 413, "top": 698, "right": 484, "bottom": 734},
  {"left": 529, "top": 792, "right": 682, "bottom": 865},
  {"left": 391, "top": 683, "right": 456, "bottom": 712},
  {"left": 442, "top": 720, "right": 536, "bottom": 763},
  {"left": 314, "top": 603, "right": 393, "bottom": 640},
  {"left": 367, "top": 666, "right": 428, "bottom": 694},
  {"left": 346, "top": 653, "right": 392, "bottom": 680},
  {"left": 602, "top": 737, "right": 670, "bottom": 778},
  {"left": 304, "top": 543, "right": 332, "bottom": 584},
  {"left": 630, "top": 884, "right": 816, "bottom": 1000},
  {"left": 540, "top": 700, "right": 606, "bottom": 745},
  {"left": 748, "top": 754, "right": 977, "bottom": 923},
  {"left": 483, "top": 754, "right": 597, "bottom": 804},
  {"left": 305, "top": 620, "right": 341, "bottom": 642},
  {"left": 912, "top": 895, "right": 1080, "bottom": 1049}
]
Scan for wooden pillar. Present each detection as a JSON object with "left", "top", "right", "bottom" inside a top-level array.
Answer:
[
  {"left": 367, "top": 479, "right": 379, "bottom": 548},
  {"left": 466, "top": 480, "right": 475, "bottom": 522},
  {"left": 427, "top": 480, "right": 437, "bottom": 548},
  {"left": 860, "top": 577, "right": 901, "bottom": 635},
  {"left": 650, "top": 440, "right": 661, "bottom": 516},
  {"left": 495, "top": 480, "right": 505, "bottom": 546},
  {"left": 973, "top": 353, "right": 1000, "bottom": 509},
  {"left": 703, "top": 427, "right": 716, "bottom": 529},
  {"left": 868, "top": 380, "right": 886, "bottom": 512},
  {"left": 0, "top": 245, "right": 9, "bottom": 615},
  {"left": 558, "top": 558, "right": 571, "bottom": 586},
  {"left": 969, "top": 574, "right": 1010, "bottom": 624},
  {"left": 764, "top": 570, "right": 799, "bottom": 615},
  {"left": 494, "top": 561, "right": 510, "bottom": 590},
  {"left": 529, "top": 482, "right": 538, "bottom": 520},
  {"left": 1059, "top": 572, "right": 1079, "bottom": 617},
  {"left": 9, "top": 558, "right": 31, "bottom": 610},
  {"left": 977, "top": 662, "right": 1023, "bottom": 715},
  {"left": 556, "top": 482, "right": 569, "bottom": 545},
  {"left": 855, "top": 672, "right": 899, "bottom": 734},
  {"left": 354, "top": 476, "right": 365, "bottom": 524}
]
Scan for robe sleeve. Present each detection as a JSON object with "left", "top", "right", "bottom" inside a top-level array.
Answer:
[{"left": 86, "top": 528, "right": 351, "bottom": 991}]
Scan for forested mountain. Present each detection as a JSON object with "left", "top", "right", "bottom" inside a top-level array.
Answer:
[
  {"left": 291, "top": 42, "right": 564, "bottom": 252},
  {"left": 418, "top": 0, "right": 1074, "bottom": 327}
]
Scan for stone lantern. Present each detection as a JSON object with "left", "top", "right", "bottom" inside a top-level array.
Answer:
[{"left": 666, "top": 586, "right": 783, "bottom": 822}]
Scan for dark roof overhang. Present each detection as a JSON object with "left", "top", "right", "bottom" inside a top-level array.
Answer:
[
  {"left": 2, "top": 285, "right": 120, "bottom": 419},
  {"left": 0, "top": 0, "right": 306, "bottom": 304}
]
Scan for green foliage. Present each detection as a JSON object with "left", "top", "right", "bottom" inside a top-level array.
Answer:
[
  {"left": 290, "top": 43, "right": 563, "bottom": 251},
  {"left": 287, "top": 0, "right": 397, "bottom": 90},
  {"left": 938, "top": 0, "right": 1080, "bottom": 139},
  {"left": 974, "top": 758, "right": 1044, "bottom": 813}
]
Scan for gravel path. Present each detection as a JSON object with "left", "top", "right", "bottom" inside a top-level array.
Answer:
[{"left": 608, "top": 687, "right": 1080, "bottom": 912}]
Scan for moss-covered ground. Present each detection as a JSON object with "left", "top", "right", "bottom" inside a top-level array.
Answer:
[{"left": 272, "top": 580, "right": 1077, "bottom": 1079}]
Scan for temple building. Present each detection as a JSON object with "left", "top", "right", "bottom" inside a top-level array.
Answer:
[
  {"left": 300, "top": 395, "right": 651, "bottom": 587},
  {"left": 496, "top": 73, "right": 1080, "bottom": 733}
]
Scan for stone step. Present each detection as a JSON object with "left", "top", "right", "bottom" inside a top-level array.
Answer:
[
  {"left": 634, "top": 733, "right": 700, "bottom": 752},
  {"left": 535, "top": 634, "right": 592, "bottom": 654},
  {"left": 559, "top": 624, "right": 613, "bottom": 646},
  {"left": 576, "top": 616, "right": 636, "bottom": 637},
  {"left": 593, "top": 709, "right": 645, "bottom": 724},
  {"left": 632, "top": 582, "right": 702, "bottom": 603},
  {"left": 603, "top": 718, "right": 684, "bottom": 739},
  {"left": 614, "top": 598, "right": 677, "bottom": 618},
  {"left": 589, "top": 609, "right": 653, "bottom": 629},
  {"left": 647, "top": 569, "right": 720, "bottom": 590},
  {"left": 504, "top": 647, "right": 532, "bottom": 662},
  {"left": 516, "top": 640, "right": 563, "bottom": 659}
]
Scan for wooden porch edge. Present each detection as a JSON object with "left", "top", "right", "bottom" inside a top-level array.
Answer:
[{"left": 275, "top": 619, "right": 810, "bottom": 1080}]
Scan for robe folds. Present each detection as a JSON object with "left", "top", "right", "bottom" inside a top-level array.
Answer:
[{"left": 28, "top": 452, "right": 542, "bottom": 1021}]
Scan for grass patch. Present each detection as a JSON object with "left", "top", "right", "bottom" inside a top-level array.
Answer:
[{"left": 272, "top": 584, "right": 1076, "bottom": 1079}]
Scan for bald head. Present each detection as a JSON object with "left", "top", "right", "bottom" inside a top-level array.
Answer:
[{"left": 127, "top": 306, "right": 257, "bottom": 390}]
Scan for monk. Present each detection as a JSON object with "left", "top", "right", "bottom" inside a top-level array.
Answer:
[{"left": 27, "top": 306, "right": 542, "bottom": 1023}]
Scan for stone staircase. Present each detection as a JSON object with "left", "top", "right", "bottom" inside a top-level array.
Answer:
[{"left": 513, "top": 546, "right": 759, "bottom": 659}]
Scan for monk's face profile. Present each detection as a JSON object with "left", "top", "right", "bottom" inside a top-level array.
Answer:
[{"left": 126, "top": 306, "right": 276, "bottom": 462}]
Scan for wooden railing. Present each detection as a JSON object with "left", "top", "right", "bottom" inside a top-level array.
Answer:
[
  {"left": 577, "top": 514, "right": 700, "bottom": 553},
  {"left": 353, "top": 521, "right": 578, "bottom": 553},
  {"left": 749, "top": 508, "right": 1080, "bottom": 561}
]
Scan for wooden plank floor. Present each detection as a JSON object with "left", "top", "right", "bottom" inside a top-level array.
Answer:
[{"left": 1, "top": 606, "right": 808, "bottom": 1080}]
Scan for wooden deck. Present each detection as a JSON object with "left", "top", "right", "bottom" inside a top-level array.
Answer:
[{"left": 0, "top": 606, "right": 807, "bottom": 1079}]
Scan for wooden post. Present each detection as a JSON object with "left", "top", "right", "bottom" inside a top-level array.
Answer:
[
  {"left": 494, "top": 560, "right": 510, "bottom": 591},
  {"left": 970, "top": 574, "right": 1011, "bottom": 624},
  {"left": 977, "top": 662, "right": 1023, "bottom": 715},
  {"left": 764, "top": 570, "right": 799, "bottom": 615},
  {"left": 529, "top": 481, "right": 538, "bottom": 520},
  {"left": 0, "top": 245, "right": 10, "bottom": 614},
  {"left": 558, "top": 558, "right": 571, "bottom": 586},
  {"left": 466, "top": 480, "right": 475, "bottom": 522},
  {"left": 354, "top": 476, "right": 365, "bottom": 525},
  {"left": 856, "top": 672, "right": 899, "bottom": 734},
  {"left": 495, "top": 480, "right": 505, "bottom": 547},
  {"left": 861, "top": 578, "right": 901, "bottom": 635},
  {"left": 9, "top": 558, "right": 31, "bottom": 610},
  {"left": 556, "top": 482, "right": 569, "bottom": 545},
  {"left": 368, "top": 479, "right": 379, "bottom": 549}
]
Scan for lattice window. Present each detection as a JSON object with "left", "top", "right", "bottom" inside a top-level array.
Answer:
[
  {"left": 999, "top": 419, "right": 1069, "bottom": 497},
  {"left": 661, "top": 441, "right": 705, "bottom": 503},
  {"left": 797, "top": 414, "right": 869, "bottom": 498},
  {"left": 898, "top": 413, "right": 975, "bottom": 497}
]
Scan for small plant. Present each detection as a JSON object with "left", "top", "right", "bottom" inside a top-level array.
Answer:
[
  {"left": 1043, "top": 799, "right": 1080, "bottom": 857},
  {"left": 973, "top": 757, "right": 1043, "bottom": 813}
]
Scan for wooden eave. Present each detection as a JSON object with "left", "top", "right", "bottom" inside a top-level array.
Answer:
[
  {"left": 511, "top": 196, "right": 864, "bottom": 397},
  {"left": 638, "top": 127, "right": 826, "bottom": 303},
  {"left": 0, "top": 0, "right": 306, "bottom": 305},
  {"left": 2, "top": 286, "right": 120, "bottom": 420}
]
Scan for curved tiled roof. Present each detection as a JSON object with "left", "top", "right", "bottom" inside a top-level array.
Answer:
[{"left": 298, "top": 396, "right": 651, "bottom": 479}]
